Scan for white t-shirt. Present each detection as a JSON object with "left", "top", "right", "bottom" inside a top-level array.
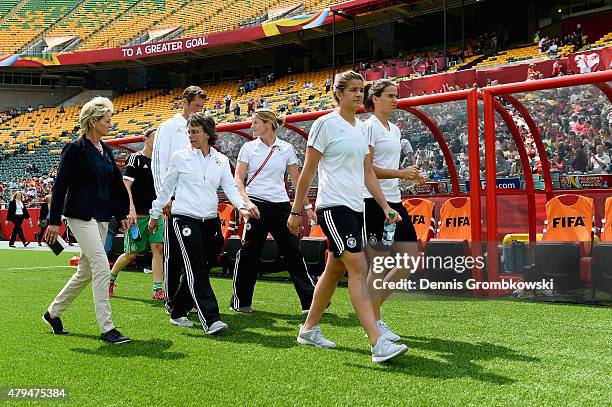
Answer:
[
  {"left": 363, "top": 115, "right": 404, "bottom": 203},
  {"left": 15, "top": 200, "right": 23, "bottom": 215},
  {"left": 237, "top": 137, "right": 298, "bottom": 202},
  {"left": 590, "top": 153, "right": 610, "bottom": 173},
  {"left": 308, "top": 110, "right": 368, "bottom": 213}
]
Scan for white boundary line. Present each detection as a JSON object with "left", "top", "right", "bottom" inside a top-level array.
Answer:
[{"left": 0, "top": 266, "right": 76, "bottom": 271}]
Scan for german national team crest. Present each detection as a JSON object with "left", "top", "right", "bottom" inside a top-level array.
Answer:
[
  {"left": 347, "top": 236, "right": 357, "bottom": 249},
  {"left": 182, "top": 226, "right": 192, "bottom": 237},
  {"left": 368, "top": 235, "right": 378, "bottom": 245}
]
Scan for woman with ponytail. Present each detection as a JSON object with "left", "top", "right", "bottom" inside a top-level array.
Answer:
[
  {"left": 362, "top": 79, "right": 424, "bottom": 342},
  {"left": 230, "top": 108, "right": 316, "bottom": 314}
]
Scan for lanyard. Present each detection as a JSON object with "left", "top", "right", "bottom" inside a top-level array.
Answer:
[{"left": 246, "top": 145, "right": 277, "bottom": 187}]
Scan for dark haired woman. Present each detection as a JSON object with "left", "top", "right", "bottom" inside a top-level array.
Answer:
[
  {"left": 362, "top": 79, "right": 424, "bottom": 342},
  {"left": 149, "top": 112, "right": 250, "bottom": 335},
  {"left": 288, "top": 71, "right": 408, "bottom": 363}
]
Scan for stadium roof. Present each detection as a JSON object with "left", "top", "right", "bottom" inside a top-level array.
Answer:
[{"left": 331, "top": 0, "right": 420, "bottom": 16}]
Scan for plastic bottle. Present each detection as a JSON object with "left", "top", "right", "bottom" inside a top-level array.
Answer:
[{"left": 382, "top": 211, "right": 396, "bottom": 246}]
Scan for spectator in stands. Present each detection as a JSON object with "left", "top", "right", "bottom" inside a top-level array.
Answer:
[
  {"left": 550, "top": 152, "right": 567, "bottom": 173},
  {"left": 149, "top": 112, "right": 250, "bottom": 334},
  {"left": 571, "top": 148, "right": 588, "bottom": 172},
  {"left": 5, "top": 191, "right": 32, "bottom": 248},
  {"left": 552, "top": 59, "right": 564, "bottom": 77},
  {"left": 215, "top": 100, "right": 222, "bottom": 113},
  {"left": 589, "top": 145, "right": 610, "bottom": 173},
  {"left": 574, "top": 24, "right": 583, "bottom": 47},
  {"left": 325, "top": 76, "right": 332, "bottom": 93},
  {"left": 109, "top": 127, "right": 165, "bottom": 301},
  {"left": 59, "top": 106, "right": 65, "bottom": 114},
  {"left": 233, "top": 103, "right": 241, "bottom": 120},
  {"left": 247, "top": 98, "right": 254, "bottom": 117},
  {"left": 224, "top": 94, "right": 232, "bottom": 114},
  {"left": 496, "top": 149, "right": 512, "bottom": 176},
  {"left": 27, "top": 105, "right": 33, "bottom": 113},
  {"left": 37, "top": 194, "right": 51, "bottom": 246},
  {"left": 152, "top": 85, "right": 207, "bottom": 327},
  {"left": 526, "top": 63, "right": 540, "bottom": 81},
  {"left": 230, "top": 108, "right": 315, "bottom": 314},
  {"left": 288, "top": 70, "right": 407, "bottom": 362},
  {"left": 43, "top": 96, "right": 130, "bottom": 344}
]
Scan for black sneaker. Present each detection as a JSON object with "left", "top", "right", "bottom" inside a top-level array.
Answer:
[
  {"left": 100, "top": 328, "right": 130, "bottom": 344},
  {"left": 42, "top": 311, "right": 69, "bottom": 335}
]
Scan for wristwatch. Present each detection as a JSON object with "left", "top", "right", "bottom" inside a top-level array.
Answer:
[{"left": 304, "top": 203, "right": 313, "bottom": 210}]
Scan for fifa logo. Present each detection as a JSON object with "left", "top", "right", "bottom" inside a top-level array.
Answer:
[
  {"left": 552, "top": 216, "right": 585, "bottom": 228},
  {"left": 410, "top": 214, "right": 425, "bottom": 224},
  {"left": 445, "top": 217, "right": 470, "bottom": 227}
]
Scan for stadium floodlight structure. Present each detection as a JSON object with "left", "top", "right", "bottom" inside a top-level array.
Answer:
[{"left": 107, "top": 70, "right": 612, "bottom": 298}]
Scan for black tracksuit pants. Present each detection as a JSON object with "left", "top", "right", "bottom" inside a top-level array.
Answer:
[
  {"left": 9, "top": 216, "right": 27, "bottom": 246},
  {"left": 231, "top": 200, "right": 315, "bottom": 310},
  {"left": 169, "top": 215, "right": 222, "bottom": 329}
]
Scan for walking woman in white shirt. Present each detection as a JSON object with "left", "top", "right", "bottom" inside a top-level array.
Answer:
[
  {"left": 231, "top": 108, "right": 316, "bottom": 313},
  {"left": 362, "top": 79, "right": 424, "bottom": 342},
  {"left": 5, "top": 191, "right": 32, "bottom": 247},
  {"left": 149, "top": 112, "right": 250, "bottom": 335},
  {"left": 287, "top": 70, "right": 408, "bottom": 363}
]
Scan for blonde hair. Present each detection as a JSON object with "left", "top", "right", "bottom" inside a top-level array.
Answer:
[
  {"left": 253, "top": 108, "right": 285, "bottom": 131},
  {"left": 79, "top": 96, "right": 114, "bottom": 136},
  {"left": 12, "top": 191, "right": 23, "bottom": 201},
  {"left": 333, "top": 70, "right": 364, "bottom": 104}
]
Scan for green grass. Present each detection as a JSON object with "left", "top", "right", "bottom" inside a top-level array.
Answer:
[{"left": 0, "top": 249, "right": 611, "bottom": 406}]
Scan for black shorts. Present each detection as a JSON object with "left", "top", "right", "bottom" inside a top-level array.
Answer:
[
  {"left": 316, "top": 206, "right": 365, "bottom": 258},
  {"left": 364, "top": 198, "right": 417, "bottom": 250}
]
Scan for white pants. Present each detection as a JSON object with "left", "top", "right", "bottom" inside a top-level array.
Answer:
[{"left": 47, "top": 218, "right": 114, "bottom": 333}]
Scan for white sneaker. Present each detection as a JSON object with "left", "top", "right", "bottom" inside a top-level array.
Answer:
[
  {"left": 206, "top": 321, "right": 228, "bottom": 335},
  {"left": 297, "top": 324, "right": 336, "bottom": 348},
  {"left": 170, "top": 317, "right": 193, "bottom": 328},
  {"left": 371, "top": 336, "right": 408, "bottom": 363},
  {"left": 376, "top": 319, "right": 401, "bottom": 342}
]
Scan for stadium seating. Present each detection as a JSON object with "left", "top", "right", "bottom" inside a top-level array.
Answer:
[
  {"left": 589, "top": 31, "right": 612, "bottom": 49},
  {"left": 0, "top": 0, "right": 22, "bottom": 20},
  {"left": 474, "top": 45, "right": 540, "bottom": 68},
  {"left": 79, "top": 0, "right": 190, "bottom": 50},
  {"left": 0, "top": 0, "right": 82, "bottom": 53},
  {"left": 0, "top": 0, "right": 342, "bottom": 53},
  {"left": 43, "top": 0, "right": 140, "bottom": 48}
]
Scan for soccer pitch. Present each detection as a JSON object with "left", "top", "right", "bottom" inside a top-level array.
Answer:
[{"left": 0, "top": 249, "right": 610, "bottom": 406}]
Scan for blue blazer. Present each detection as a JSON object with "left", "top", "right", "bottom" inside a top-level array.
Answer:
[{"left": 50, "top": 136, "right": 128, "bottom": 226}]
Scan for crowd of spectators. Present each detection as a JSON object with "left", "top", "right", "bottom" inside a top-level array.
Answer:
[
  {"left": 535, "top": 24, "right": 585, "bottom": 56},
  {"left": 0, "top": 167, "right": 56, "bottom": 208}
]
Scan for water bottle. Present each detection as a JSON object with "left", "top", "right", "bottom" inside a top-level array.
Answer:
[{"left": 382, "top": 211, "right": 396, "bottom": 246}]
